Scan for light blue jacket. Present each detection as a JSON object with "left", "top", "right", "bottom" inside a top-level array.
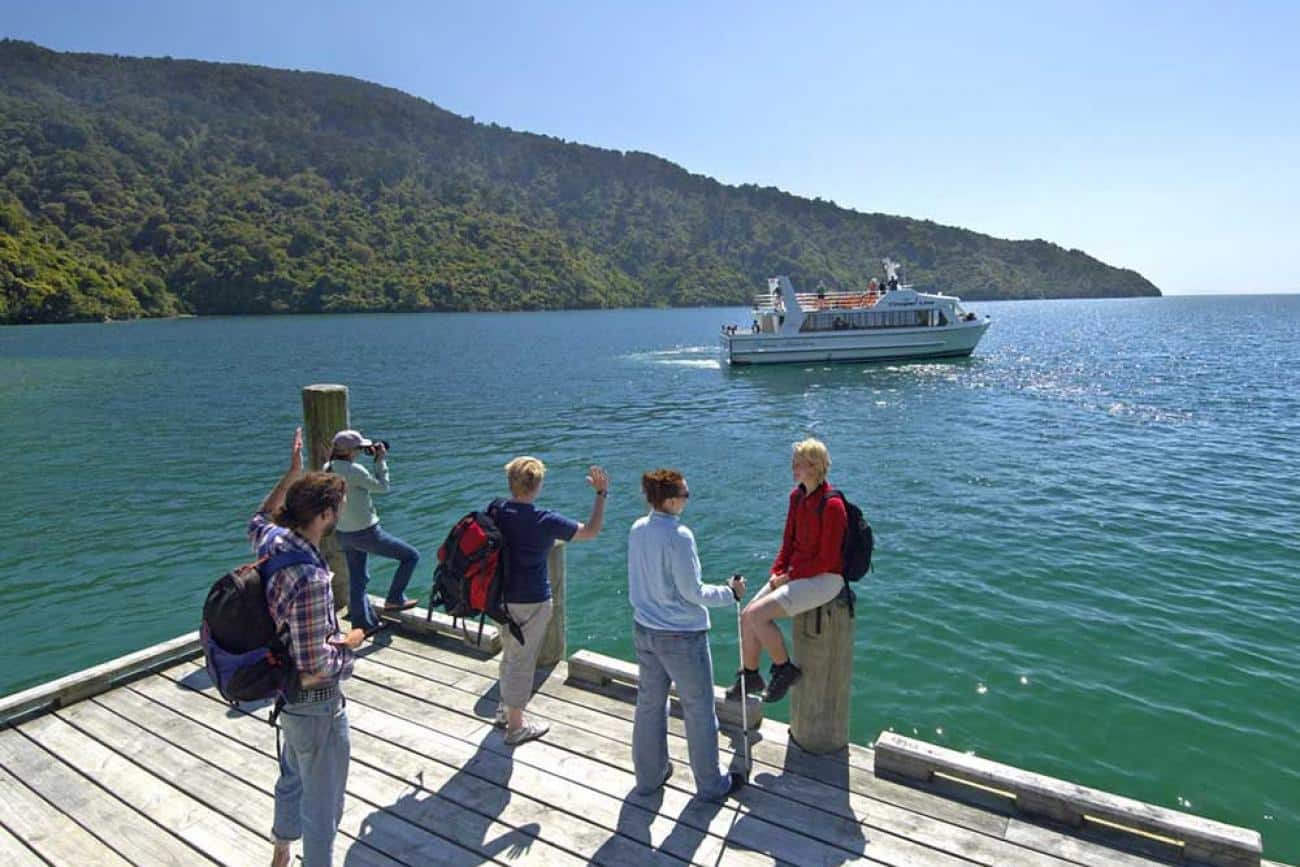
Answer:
[
  {"left": 627, "top": 511, "right": 734, "bottom": 632},
  {"left": 326, "top": 457, "right": 389, "bottom": 533}
]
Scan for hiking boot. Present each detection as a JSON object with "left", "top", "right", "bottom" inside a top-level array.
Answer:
[
  {"left": 724, "top": 668, "right": 765, "bottom": 702},
  {"left": 727, "top": 771, "right": 747, "bottom": 796},
  {"left": 505, "top": 718, "right": 550, "bottom": 746},
  {"left": 382, "top": 597, "right": 420, "bottom": 612},
  {"left": 761, "top": 661, "right": 802, "bottom": 703}
]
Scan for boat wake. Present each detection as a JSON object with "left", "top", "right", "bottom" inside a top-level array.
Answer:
[{"left": 625, "top": 346, "right": 721, "bottom": 369}]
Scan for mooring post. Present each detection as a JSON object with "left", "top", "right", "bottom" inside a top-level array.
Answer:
[
  {"left": 790, "top": 593, "right": 854, "bottom": 754},
  {"left": 301, "top": 383, "right": 351, "bottom": 607},
  {"left": 536, "top": 540, "right": 566, "bottom": 668}
]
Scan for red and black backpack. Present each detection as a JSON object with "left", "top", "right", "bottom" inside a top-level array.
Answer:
[{"left": 428, "top": 499, "right": 524, "bottom": 646}]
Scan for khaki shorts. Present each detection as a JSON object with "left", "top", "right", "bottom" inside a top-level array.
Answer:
[{"left": 760, "top": 572, "right": 844, "bottom": 617}]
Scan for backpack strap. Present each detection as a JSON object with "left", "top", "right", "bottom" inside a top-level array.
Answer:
[
  {"left": 258, "top": 526, "right": 327, "bottom": 582},
  {"left": 261, "top": 549, "right": 320, "bottom": 580},
  {"left": 259, "top": 550, "right": 321, "bottom": 640},
  {"left": 815, "top": 488, "right": 843, "bottom": 514},
  {"left": 258, "top": 547, "right": 322, "bottom": 662},
  {"left": 812, "top": 490, "right": 854, "bottom": 593},
  {"left": 485, "top": 498, "right": 516, "bottom": 635}
]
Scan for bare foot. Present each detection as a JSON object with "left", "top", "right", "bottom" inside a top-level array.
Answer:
[{"left": 271, "top": 841, "right": 291, "bottom": 867}]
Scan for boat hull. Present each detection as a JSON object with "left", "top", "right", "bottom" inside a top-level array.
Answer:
[{"left": 721, "top": 321, "right": 990, "bottom": 365}]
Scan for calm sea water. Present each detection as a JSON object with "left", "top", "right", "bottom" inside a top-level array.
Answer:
[{"left": 2, "top": 296, "right": 1297, "bottom": 858}]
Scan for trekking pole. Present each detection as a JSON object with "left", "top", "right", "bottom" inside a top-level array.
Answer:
[{"left": 731, "top": 573, "right": 751, "bottom": 780}]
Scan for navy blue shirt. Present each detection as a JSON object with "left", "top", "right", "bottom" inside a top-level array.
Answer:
[{"left": 495, "top": 500, "right": 579, "bottom": 603}]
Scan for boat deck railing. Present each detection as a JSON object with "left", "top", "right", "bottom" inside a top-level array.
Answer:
[{"left": 753, "top": 287, "right": 924, "bottom": 312}]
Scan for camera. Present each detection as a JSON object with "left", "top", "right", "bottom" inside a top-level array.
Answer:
[{"left": 361, "top": 439, "right": 390, "bottom": 456}]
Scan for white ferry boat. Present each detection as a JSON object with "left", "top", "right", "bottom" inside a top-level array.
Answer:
[{"left": 720, "top": 261, "right": 991, "bottom": 366}]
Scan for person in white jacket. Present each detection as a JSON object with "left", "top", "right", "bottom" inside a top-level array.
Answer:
[
  {"left": 326, "top": 429, "right": 419, "bottom": 633},
  {"left": 627, "top": 468, "right": 746, "bottom": 800}
]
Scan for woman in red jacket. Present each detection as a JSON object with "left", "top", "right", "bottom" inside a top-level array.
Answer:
[{"left": 727, "top": 438, "right": 847, "bottom": 703}]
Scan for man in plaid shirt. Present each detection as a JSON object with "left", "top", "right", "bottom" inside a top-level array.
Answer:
[{"left": 250, "top": 428, "right": 365, "bottom": 867}]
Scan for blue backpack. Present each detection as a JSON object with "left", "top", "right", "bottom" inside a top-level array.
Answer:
[{"left": 200, "top": 545, "right": 316, "bottom": 706}]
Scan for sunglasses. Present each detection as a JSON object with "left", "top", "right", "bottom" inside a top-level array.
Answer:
[{"left": 677, "top": 490, "right": 691, "bottom": 499}]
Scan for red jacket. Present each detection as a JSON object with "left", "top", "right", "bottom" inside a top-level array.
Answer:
[{"left": 772, "top": 483, "right": 846, "bottom": 580}]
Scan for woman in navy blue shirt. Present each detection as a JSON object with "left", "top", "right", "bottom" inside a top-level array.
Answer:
[{"left": 493, "top": 455, "right": 608, "bottom": 745}]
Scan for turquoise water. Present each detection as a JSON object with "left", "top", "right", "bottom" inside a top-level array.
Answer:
[{"left": 2, "top": 296, "right": 1297, "bottom": 859}]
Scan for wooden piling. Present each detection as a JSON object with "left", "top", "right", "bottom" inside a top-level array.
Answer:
[
  {"left": 537, "top": 540, "right": 566, "bottom": 667},
  {"left": 789, "top": 595, "right": 854, "bottom": 754},
  {"left": 301, "top": 384, "right": 349, "bottom": 471},
  {"left": 300, "top": 383, "right": 351, "bottom": 607}
]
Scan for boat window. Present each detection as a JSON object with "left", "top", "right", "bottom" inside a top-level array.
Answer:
[{"left": 796, "top": 308, "right": 941, "bottom": 331}]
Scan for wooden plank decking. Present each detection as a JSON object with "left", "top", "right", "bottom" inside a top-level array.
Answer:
[{"left": 0, "top": 628, "right": 1290, "bottom": 866}]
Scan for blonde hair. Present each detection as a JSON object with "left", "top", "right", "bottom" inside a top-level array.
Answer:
[
  {"left": 792, "top": 438, "right": 831, "bottom": 487},
  {"left": 505, "top": 455, "right": 546, "bottom": 497}
]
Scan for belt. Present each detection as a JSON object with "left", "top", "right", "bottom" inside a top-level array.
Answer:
[{"left": 289, "top": 682, "right": 340, "bottom": 704}]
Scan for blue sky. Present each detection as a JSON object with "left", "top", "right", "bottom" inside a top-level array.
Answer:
[{"left": 5, "top": 1, "right": 1298, "bottom": 294}]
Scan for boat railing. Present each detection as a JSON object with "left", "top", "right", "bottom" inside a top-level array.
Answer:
[
  {"left": 752, "top": 284, "right": 918, "bottom": 312},
  {"left": 794, "top": 290, "right": 883, "bottom": 310}
]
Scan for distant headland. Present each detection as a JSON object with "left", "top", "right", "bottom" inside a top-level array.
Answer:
[{"left": 0, "top": 40, "right": 1160, "bottom": 325}]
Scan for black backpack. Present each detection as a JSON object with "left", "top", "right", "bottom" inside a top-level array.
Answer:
[
  {"left": 200, "top": 546, "right": 316, "bottom": 707},
  {"left": 821, "top": 490, "right": 874, "bottom": 582},
  {"left": 428, "top": 499, "right": 525, "bottom": 646}
]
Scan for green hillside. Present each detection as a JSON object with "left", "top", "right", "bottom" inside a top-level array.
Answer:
[{"left": 0, "top": 40, "right": 1159, "bottom": 324}]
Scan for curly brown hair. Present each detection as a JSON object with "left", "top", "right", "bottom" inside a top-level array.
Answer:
[
  {"left": 642, "top": 468, "right": 686, "bottom": 510},
  {"left": 274, "top": 472, "right": 346, "bottom": 531}
]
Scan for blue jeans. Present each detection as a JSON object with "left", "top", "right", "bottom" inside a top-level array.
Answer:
[
  {"left": 273, "top": 695, "right": 349, "bottom": 867},
  {"left": 336, "top": 523, "right": 419, "bottom": 630},
  {"left": 632, "top": 623, "right": 730, "bottom": 800}
]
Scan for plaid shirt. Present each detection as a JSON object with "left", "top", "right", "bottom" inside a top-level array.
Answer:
[{"left": 248, "top": 512, "right": 354, "bottom": 683}]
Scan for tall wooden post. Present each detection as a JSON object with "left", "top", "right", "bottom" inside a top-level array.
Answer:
[
  {"left": 536, "top": 540, "right": 566, "bottom": 668},
  {"left": 301, "top": 384, "right": 351, "bottom": 607},
  {"left": 790, "top": 595, "right": 854, "bottom": 754}
]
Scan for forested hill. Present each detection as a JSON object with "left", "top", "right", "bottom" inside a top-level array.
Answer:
[{"left": 0, "top": 41, "right": 1159, "bottom": 324}]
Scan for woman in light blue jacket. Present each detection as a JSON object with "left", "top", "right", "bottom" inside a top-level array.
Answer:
[
  {"left": 326, "top": 429, "right": 419, "bottom": 634},
  {"left": 627, "top": 468, "right": 746, "bottom": 800}
]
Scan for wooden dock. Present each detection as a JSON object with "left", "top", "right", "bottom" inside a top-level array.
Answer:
[{"left": 0, "top": 625, "right": 1288, "bottom": 866}]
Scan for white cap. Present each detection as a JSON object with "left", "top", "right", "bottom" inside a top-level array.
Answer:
[{"left": 331, "top": 429, "right": 373, "bottom": 450}]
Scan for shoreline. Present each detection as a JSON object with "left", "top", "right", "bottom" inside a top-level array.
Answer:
[{"left": 0, "top": 290, "right": 1193, "bottom": 328}]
